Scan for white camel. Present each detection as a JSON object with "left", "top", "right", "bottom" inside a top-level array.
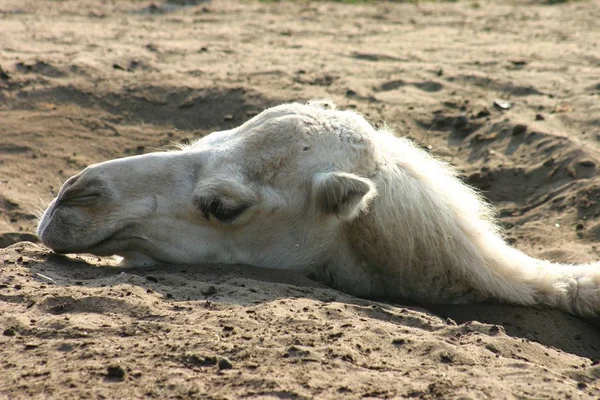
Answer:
[{"left": 37, "top": 101, "right": 600, "bottom": 316}]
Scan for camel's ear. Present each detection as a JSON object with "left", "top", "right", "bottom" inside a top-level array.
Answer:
[{"left": 312, "top": 172, "right": 376, "bottom": 220}]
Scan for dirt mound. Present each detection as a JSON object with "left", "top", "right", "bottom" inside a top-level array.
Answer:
[{"left": 1, "top": 242, "right": 599, "bottom": 398}]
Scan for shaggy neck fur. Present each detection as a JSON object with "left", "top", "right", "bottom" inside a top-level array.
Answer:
[{"left": 335, "top": 131, "right": 600, "bottom": 316}]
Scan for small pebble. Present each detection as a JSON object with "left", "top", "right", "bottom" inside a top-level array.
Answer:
[
  {"left": 535, "top": 113, "right": 545, "bottom": 121},
  {"left": 493, "top": 99, "right": 512, "bottom": 110},
  {"left": 578, "top": 160, "right": 595, "bottom": 168},
  {"left": 453, "top": 115, "right": 468, "bottom": 129},
  {"left": 218, "top": 357, "right": 233, "bottom": 370},
  {"left": 58, "top": 343, "right": 74, "bottom": 352},
  {"left": 106, "top": 365, "right": 126, "bottom": 379},
  {"left": 201, "top": 285, "right": 217, "bottom": 296},
  {"left": 543, "top": 158, "right": 554, "bottom": 167},
  {"left": 512, "top": 124, "right": 527, "bottom": 135},
  {"left": 489, "top": 325, "right": 501, "bottom": 335},
  {"left": 475, "top": 109, "right": 490, "bottom": 118},
  {"left": 440, "top": 353, "right": 454, "bottom": 364},
  {"left": 3, "top": 328, "right": 16, "bottom": 337}
]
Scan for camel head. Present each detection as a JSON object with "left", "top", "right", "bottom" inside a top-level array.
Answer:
[{"left": 37, "top": 102, "right": 381, "bottom": 271}]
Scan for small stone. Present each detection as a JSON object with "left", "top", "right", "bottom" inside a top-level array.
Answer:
[
  {"left": 440, "top": 353, "right": 454, "bottom": 364},
  {"left": 493, "top": 99, "right": 512, "bottom": 110},
  {"left": 58, "top": 343, "right": 74, "bottom": 352},
  {"left": 578, "top": 160, "right": 595, "bottom": 168},
  {"left": 475, "top": 109, "right": 491, "bottom": 118},
  {"left": 106, "top": 365, "right": 126, "bottom": 380},
  {"left": 489, "top": 325, "right": 501, "bottom": 335},
  {"left": 453, "top": 115, "right": 468, "bottom": 129},
  {"left": 576, "top": 223, "right": 584, "bottom": 231},
  {"left": 179, "top": 98, "right": 195, "bottom": 108},
  {"left": 0, "top": 66, "right": 10, "bottom": 80},
  {"left": 223, "top": 114, "right": 234, "bottom": 121},
  {"left": 218, "top": 357, "right": 233, "bottom": 370},
  {"left": 3, "top": 328, "right": 16, "bottom": 336},
  {"left": 512, "top": 124, "right": 527, "bottom": 135},
  {"left": 201, "top": 286, "right": 217, "bottom": 296},
  {"left": 535, "top": 113, "right": 545, "bottom": 121}
]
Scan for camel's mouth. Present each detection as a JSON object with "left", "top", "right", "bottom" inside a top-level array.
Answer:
[
  {"left": 47, "top": 229, "right": 123, "bottom": 255},
  {"left": 39, "top": 207, "right": 136, "bottom": 256},
  {"left": 79, "top": 224, "right": 146, "bottom": 256}
]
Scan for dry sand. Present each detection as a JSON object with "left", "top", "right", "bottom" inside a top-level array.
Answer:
[{"left": 1, "top": 0, "right": 600, "bottom": 398}]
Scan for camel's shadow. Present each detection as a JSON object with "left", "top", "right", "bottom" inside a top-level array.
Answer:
[{"left": 8, "top": 242, "right": 600, "bottom": 361}]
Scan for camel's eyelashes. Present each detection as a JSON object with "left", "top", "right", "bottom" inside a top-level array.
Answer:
[{"left": 198, "top": 198, "right": 249, "bottom": 223}]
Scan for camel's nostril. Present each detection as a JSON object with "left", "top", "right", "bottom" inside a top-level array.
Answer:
[{"left": 59, "top": 193, "right": 101, "bottom": 206}]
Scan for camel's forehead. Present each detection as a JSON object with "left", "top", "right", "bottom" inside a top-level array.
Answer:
[
  {"left": 199, "top": 105, "right": 319, "bottom": 147},
  {"left": 188, "top": 103, "right": 379, "bottom": 180},
  {"left": 197, "top": 104, "right": 375, "bottom": 154}
]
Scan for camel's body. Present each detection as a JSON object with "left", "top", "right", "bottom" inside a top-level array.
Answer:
[{"left": 37, "top": 102, "right": 600, "bottom": 316}]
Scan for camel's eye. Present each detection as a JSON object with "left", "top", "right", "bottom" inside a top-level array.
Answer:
[{"left": 199, "top": 199, "right": 249, "bottom": 224}]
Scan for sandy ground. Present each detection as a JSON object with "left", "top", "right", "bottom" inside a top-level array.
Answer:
[{"left": 1, "top": 0, "right": 600, "bottom": 398}]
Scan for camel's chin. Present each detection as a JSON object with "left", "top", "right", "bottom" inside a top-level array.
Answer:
[
  {"left": 116, "top": 251, "right": 160, "bottom": 267},
  {"left": 43, "top": 229, "right": 127, "bottom": 257}
]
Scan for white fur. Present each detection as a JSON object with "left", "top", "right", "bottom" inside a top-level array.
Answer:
[{"left": 37, "top": 102, "right": 600, "bottom": 316}]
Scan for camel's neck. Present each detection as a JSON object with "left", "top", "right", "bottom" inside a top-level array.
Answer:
[{"left": 339, "top": 139, "right": 513, "bottom": 302}]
